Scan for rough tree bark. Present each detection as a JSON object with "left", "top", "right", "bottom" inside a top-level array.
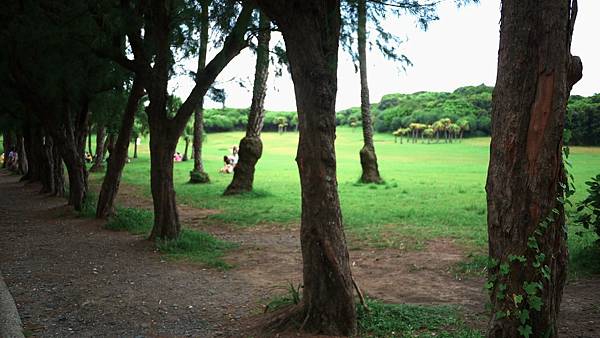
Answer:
[
  {"left": 224, "top": 12, "right": 271, "bottom": 195},
  {"left": 486, "top": 1, "right": 582, "bottom": 337},
  {"left": 357, "top": 0, "right": 382, "bottom": 184},
  {"left": 255, "top": 0, "right": 357, "bottom": 335},
  {"left": 96, "top": 79, "right": 144, "bottom": 218},
  {"left": 90, "top": 125, "right": 106, "bottom": 172},
  {"left": 190, "top": 0, "right": 210, "bottom": 183},
  {"left": 148, "top": 124, "right": 181, "bottom": 240}
]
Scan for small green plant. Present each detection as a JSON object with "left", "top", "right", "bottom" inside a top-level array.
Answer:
[
  {"left": 264, "top": 282, "right": 302, "bottom": 313},
  {"left": 156, "top": 229, "right": 236, "bottom": 269},
  {"left": 454, "top": 254, "right": 489, "bottom": 277},
  {"left": 105, "top": 207, "right": 153, "bottom": 235},
  {"left": 576, "top": 174, "right": 600, "bottom": 243}
]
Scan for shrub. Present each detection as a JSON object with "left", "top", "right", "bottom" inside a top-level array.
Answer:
[{"left": 576, "top": 174, "right": 600, "bottom": 243}]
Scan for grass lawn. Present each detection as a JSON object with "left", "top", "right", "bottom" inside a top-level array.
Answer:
[{"left": 94, "top": 127, "right": 600, "bottom": 274}]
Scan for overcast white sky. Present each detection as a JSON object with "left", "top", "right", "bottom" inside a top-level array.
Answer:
[{"left": 172, "top": 0, "right": 600, "bottom": 111}]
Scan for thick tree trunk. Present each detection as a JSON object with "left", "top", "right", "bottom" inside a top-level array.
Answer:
[
  {"left": 486, "top": 1, "right": 582, "bottom": 337},
  {"left": 148, "top": 129, "right": 180, "bottom": 240},
  {"left": 90, "top": 125, "right": 106, "bottom": 172},
  {"left": 96, "top": 80, "right": 144, "bottom": 218},
  {"left": 256, "top": 0, "right": 357, "bottom": 335},
  {"left": 225, "top": 12, "right": 271, "bottom": 195},
  {"left": 56, "top": 132, "right": 88, "bottom": 210},
  {"left": 357, "top": 0, "right": 382, "bottom": 184},
  {"left": 190, "top": 0, "right": 210, "bottom": 183}
]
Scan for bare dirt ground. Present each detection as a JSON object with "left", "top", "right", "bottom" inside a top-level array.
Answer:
[{"left": 1, "top": 170, "right": 599, "bottom": 337}]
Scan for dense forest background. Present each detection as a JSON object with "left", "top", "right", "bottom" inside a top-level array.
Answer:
[{"left": 200, "top": 84, "right": 600, "bottom": 145}]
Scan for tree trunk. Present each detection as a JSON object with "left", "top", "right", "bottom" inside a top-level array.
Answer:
[
  {"left": 225, "top": 12, "right": 271, "bottom": 195},
  {"left": 256, "top": 0, "right": 357, "bottom": 335},
  {"left": 148, "top": 128, "right": 180, "bottom": 240},
  {"left": 486, "top": 1, "right": 582, "bottom": 337},
  {"left": 357, "top": 0, "right": 382, "bottom": 184},
  {"left": 90, "top": 125, "right": 106, "bottom": 172},
  {"left": 39, "top": 134, "right": 55, "bottom": 194},
  {"left": 87, "top": 124, "right": 93, "bottom": 155},
  {"left": 21, "top": 126, "right": 41, "bottom": 182},
  {"left": 133, "top": 140, "right": 138, "bottom": 159},
  {"left": 51, "top": 142, "right": 65, "bottom": 197},
  {"left": 190, "top": 0, "right": 210, "bottom": 183},
  {"left": 182, "top": 138, "right": 190, "bottom": 161},
  {"left": 16, "top": 132, "right": 28, "bottom": 175},
  {"left": 20, "top": 126, "right": 34, "bottom": 181},
  {"left": 96, "top": 80, "right": 144, "bottom": 218}
]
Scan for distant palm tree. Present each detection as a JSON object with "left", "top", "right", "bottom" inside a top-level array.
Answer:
[
  {"left": 457, "top": 119, "right": 470, "bottom": 142},
  {"left": 448, "top": 123, "right": 461, "bottom": 143},
  {"left": 423, "top": 127, "right": 434, "bottom": 144}
]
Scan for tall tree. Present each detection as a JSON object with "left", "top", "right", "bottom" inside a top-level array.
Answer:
[
  {"left": 255, "top": 0, "right": 357, "bottom": 335},
  {"left": 486, "top": 0, "right": 582, "bottom": 336},
  {"left": 96, "top": 80, "right": 145, "bottom": 218},
  {"left": 224, "top": 11, "right": 271, "bottom": 195},
  {"left": 356, "top": 0, "right": 382, "bottom": 183},
  {"left": 190, "top": 0, "right": 211, "bottom": 183}
]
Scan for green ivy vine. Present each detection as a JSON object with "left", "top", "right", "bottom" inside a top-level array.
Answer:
[{"left": 485, "top": 146, "right": 575, "bottom": 338}]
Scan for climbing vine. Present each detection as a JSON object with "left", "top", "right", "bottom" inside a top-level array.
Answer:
[{"left": 485, "top": 146, "right": 575, "bottom": 337}]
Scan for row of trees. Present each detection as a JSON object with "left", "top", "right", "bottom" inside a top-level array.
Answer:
[
  {"left": 0, "top": 0, "right": 584, "bottom": 336},
  {"left": 392, "top": 118, "right": 469, "bottom": 143}
]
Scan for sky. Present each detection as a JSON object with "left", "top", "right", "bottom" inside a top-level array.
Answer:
[{"left": 172, "top": 0, "right": 600, "bottom": 111}]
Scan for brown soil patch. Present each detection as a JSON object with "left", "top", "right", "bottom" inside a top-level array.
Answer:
[{"left": 2, "top": 171, "right": 600, "bottom": 337}]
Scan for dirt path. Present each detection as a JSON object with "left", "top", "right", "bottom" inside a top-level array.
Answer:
[{"left": 1, "top": 171, "right": 599, "bottom": 337}]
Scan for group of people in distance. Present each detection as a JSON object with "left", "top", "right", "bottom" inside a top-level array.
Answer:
[
  {"left": 220, "top": 145, "right": 238, "bottom": 174},
  {"left": 168, "top": 145, "right": 238, "bottom": 173},
  {"left": 1, "top": 147, "right": 19, "bottom": 171}
]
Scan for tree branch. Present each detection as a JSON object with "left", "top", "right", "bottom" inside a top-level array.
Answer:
[{"left": 173, "top": 4, "right": 254, "bottom": 130}]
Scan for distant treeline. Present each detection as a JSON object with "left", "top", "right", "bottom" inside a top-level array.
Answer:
[
  {"left": 201, "top": 85, "right": 600, "bottom": 146},
  {"left": 337, "top": 85, "right": 600, "bottom": 146},
  {"left": 203, "top": 108, "right": 298, "bottom": 132}
]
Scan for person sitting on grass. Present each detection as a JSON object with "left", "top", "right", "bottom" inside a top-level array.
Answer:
[{"left": 219, "top": 155, "right": 234, "bottom": 174}]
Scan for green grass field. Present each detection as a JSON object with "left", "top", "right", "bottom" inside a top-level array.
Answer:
[{"left": 96, "top": 127, "right": 600, "bottom": 274}]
